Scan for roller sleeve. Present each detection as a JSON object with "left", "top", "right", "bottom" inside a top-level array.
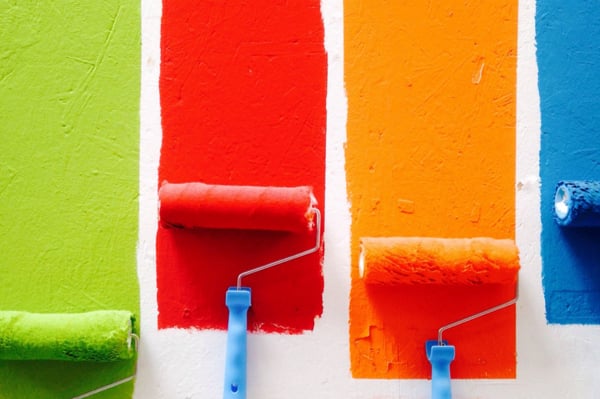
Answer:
[
  {"left": 554, "top": 181, "right": 600, "bottom": 227},
  {"left": 159, "top": 181, "right": 316, "bottom": 232},
  {"left": 0, "top": 310, "right": 135, "bottom": 361},
  {"left": 359, "top": 237, "right": 519, "bottom": 285}
]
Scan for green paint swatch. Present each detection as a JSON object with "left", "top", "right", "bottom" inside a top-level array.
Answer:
[{"left": 0, "top": 1, "right": 140, "bottom": 398}]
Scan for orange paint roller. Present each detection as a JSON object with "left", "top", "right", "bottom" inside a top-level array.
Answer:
[
  {"left": 359, "top": 237, "right": 519, "bottom": 285},
  {"left": 158, "top": 180, "right": 320, "bottom": 399},
  {"left": 359, "top": 236, "right": 519, "bottom": 399}
]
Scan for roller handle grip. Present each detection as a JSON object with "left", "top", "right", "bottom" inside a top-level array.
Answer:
[
  {"left": 224, "top": 288, "right": 251, "bottom": 399},
  {"left": 426, "top": 341, "right": 455, "bottom": 399}
]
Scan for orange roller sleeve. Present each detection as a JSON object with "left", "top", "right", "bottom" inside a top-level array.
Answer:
[
  {"left": 159, "top": 181, "right": 316, "bottom": 232},
  {"left": 360, "top": 237, "right": 520, "bottom": 286}
]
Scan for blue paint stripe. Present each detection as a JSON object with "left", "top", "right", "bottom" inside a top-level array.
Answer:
[{"left": 537, "top": 0, "right": 600, "bottom": 324}]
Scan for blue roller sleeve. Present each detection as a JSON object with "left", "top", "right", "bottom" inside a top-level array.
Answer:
[
  {"left": 554, "top": 181, "right": 600, "bottom": 227},
  {"left": 224, "top": 287, "right": 251, "bottom": 399},
  {"left": 426, "top": 340, "right": 455, "bottom": 399}
]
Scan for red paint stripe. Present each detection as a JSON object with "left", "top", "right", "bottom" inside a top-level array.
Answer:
[{"left": 157, "top": 0, "right": 327, "bottom": 333}]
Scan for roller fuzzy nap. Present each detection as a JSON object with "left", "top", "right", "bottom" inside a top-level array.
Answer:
[
  {"left": 159, "top": 181, "right": 315, "bottom": 232},
  {"left": 0, "top": 310, "right": 135, "bottom": 362},
  {"left": 554, "top": 180, "right": 600, "bottom": 227},
  {"left": 359, "top": 237, "right": 519, "bottom": 286}
]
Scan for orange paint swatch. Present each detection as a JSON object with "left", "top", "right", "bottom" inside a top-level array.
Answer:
[{"left": 345, "top": 1, "right": 517, "bottom": 379}]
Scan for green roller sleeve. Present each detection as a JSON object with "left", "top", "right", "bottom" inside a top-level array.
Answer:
[{"left": 0, "top": 310, "right": 136, "bottom": 362}]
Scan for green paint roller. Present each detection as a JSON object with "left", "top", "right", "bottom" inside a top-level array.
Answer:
[{"left": 0, "top": 310, "right": 136, "bottom": 362}]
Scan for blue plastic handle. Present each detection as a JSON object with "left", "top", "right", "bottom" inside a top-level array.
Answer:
[
  {"left": 224, "top": 287, "right": 251, "bottom": 399},
  {"left": 426, "top": 340, "right": 455, "bottom": 399}
]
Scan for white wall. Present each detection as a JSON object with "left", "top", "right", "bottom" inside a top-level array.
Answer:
[{"left": 134, "top": 0, "right": 600, "bottom": 397}]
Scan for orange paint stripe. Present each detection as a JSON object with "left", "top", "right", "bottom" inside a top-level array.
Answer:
[{"left": 345, "top": 1, "right": 517, "bottom": 378}]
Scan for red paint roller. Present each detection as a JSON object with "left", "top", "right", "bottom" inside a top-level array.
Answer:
[
  {"left": 359, "top": 236, "right": 519, "bottom": 399},
  {"left": 159, "top": 181, "right": 316, "bottom": 232},
  {"left": 158, "top": 180, "right": 320, "bottom": 399}
]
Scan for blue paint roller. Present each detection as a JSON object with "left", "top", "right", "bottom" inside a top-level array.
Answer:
[{"left": 554, "top": 181, "right": 600, "bottom": 227}]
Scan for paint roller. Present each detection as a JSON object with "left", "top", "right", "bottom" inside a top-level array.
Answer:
[
  {"left": 359, "top": 237, "right": 520, "bottom": 399},
  {"left": 0, "top": 310, "right": 137, "bottom": 397},
  {"left": 158, "top": 181, "right": 321, "bottom": 399},
  {"left": 0, "top": 310, "right": 135, "bottom": 361},
  {"left": 159, "top": 181, "right": 316, "bottom": 232},
  {"left": 554, "top": 180, "right": 600, "bottom": 227}
]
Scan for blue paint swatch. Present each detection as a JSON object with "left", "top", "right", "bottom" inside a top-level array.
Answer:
[{"left": 537, "top": 0, "right": 600, "bottom": 324}]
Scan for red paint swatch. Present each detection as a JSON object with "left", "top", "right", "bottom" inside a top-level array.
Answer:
[{"left": 157, "top": 0, "right": 327, "bottom": 333}]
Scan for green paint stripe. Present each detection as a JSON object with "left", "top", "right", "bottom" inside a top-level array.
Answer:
[{"left": 0, "top": 1, "right": 140, "bottom": 398}]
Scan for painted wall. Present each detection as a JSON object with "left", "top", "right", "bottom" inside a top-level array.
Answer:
[
  {"left": 136, "top": 0, "right": 600, "bottom": 398},
  {"left": 156, "top": 0, "right": 327, "bottom": 335},
  {"left": 3, "top": 0, "right": 600, "bottom": 398},
  {"left": 0, "top": 1, "right": 140, "bottom": 398},
  {"left": 345, "top": 0, "right": 517, "bottom": 379},
  {"left": 537, "top": 0, "right": 600, "bottom": 325}
]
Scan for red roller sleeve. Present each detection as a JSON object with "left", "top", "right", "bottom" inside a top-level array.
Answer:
[
  {"left": 359, "top": 237, "right": 519, "bottom": 285},
  {"left": 159, "top": 181, "right": 316, "bottom": 232}
]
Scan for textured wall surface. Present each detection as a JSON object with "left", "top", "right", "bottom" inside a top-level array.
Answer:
[
  {"left": 0, "top": 1, "right": 140, "bottom": 398},
  {"left": 156, "top": 0, "right": 327, "bottom": 334},
  {"left": 537, "top": 0, "right": 600, "bottom": 324},
  {"left": 4, "top": 0, "right": 600, "bottom": 398},
  {"left": 345, "top": 0, "right": 518, "bottom": 379}
]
